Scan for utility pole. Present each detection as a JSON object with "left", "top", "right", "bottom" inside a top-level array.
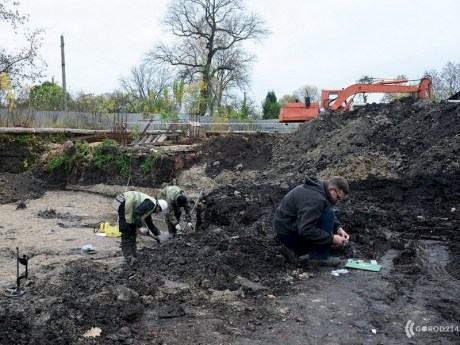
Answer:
[{"left": 60, "top": 34, "right": 67, "bottom": 111}]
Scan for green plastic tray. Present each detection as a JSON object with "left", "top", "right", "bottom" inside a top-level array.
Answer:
[{"left": 345, "top": 259, "right": 382, "bottom": 272}]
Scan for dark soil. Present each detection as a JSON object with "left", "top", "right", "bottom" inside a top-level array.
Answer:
[
  {"left": 199, "top": 132, "right": 275, "bottom": 176},
  {"left": 34, "top": 150, "right": 200, "bottom": 189},
  {"left": 0, "top": 171, "right": 44, "bottom": 204},
  {"left": 1, "top": 98, "right": 460, "bottom": 344}
]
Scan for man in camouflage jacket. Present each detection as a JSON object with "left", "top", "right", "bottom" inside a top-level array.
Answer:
[{"left": 159, "top": 186, "right": 192, "bottom": 238}]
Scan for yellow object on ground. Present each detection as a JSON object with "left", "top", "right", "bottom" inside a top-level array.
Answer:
[{"left": 98, "top": 222, "right": 121, "bottom": 238}]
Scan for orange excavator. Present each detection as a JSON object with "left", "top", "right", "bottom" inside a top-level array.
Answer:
[{"left": 279, "top": 77, "right": 433, "bottom": 123}]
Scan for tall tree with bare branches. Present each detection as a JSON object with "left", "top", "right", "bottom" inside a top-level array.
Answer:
[
  {"left": 147, "top": 0, "right": 269, "bottom": 115},
  {"left": 0, "top": 0, "right": 45, "bottom": 86},
  {"left": 119, "top": 62, "right": 172, "bottom": 113}
]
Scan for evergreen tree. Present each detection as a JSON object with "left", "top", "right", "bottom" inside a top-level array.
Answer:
[{"left": 262, "top": 91, "right": 280, "bottom": 119}]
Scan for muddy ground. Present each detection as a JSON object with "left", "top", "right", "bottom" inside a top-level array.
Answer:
[{"left": 0, "top": 98, "right": 459, "bottom": 344}]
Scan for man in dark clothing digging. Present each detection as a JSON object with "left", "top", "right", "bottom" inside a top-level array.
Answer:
[{"left": 274, "top": 176, "right": 350, "bottom": 266}]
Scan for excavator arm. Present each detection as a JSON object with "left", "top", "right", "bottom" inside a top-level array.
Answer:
[
  {"left": 278, "top": 77, "right": 433, "bottom": 123},
  {"left": 323, "top": 77, "right": 433, "bottom": 111}
]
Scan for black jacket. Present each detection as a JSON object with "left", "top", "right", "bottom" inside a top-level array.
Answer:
[{"left": 273, "top": 176, "right": 340, "bottom": 245}]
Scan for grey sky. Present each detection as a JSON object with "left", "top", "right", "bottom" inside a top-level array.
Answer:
[{"left": 4, "top": 0, "right": 460, "bottom": 106}]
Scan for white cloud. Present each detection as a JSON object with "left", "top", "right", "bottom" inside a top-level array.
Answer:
[{"left": 6, "top": 0, "right": 460, "bottom": 104}]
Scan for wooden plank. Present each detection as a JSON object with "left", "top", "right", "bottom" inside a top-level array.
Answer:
[
  {"left": 144, "top": 135, "right": 155, "bottom": 144},
  {"left": 157, "top": 134, "right": 168, "bottom": 143}
]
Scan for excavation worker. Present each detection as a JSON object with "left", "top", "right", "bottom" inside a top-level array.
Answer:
[
  {"left": 114, "top": 191, "right": 168, "bottom": 265},
  {"left": 274, "top": 176, "right": 350, "bottom": 267},
  {"left": 159, "top": 186, "right": 192, "bottom": 238}
]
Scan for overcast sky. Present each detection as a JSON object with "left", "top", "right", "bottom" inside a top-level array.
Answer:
[{"left": 3, "top": 0, "right": 460, "bottom": 106}]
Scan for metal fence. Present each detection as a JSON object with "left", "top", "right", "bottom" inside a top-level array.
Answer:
[
  {"left": 0, "top": 109, "right": 116, "bottom": 129},
  {"left": 127, "top": 116, "right": 299, "bottom": 134},
  {"left": 0, "top": 109, "right": 300, "bottom": 133}
]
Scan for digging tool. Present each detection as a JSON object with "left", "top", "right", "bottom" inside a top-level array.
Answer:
[
  {"left": 146, "top": 230, "right": 161, "bottom": 244},
  {"left": 138, "top": 227, "right": 161, "bottom": 243},
  {"left": 190, "top": 189, "right": 203, "bottom": 216},
  {"left": 4, "top": 247, "right": 29, "bottom": 297},
  {"left": 182, "top": 190, "right": 203, "bottom": 232}
]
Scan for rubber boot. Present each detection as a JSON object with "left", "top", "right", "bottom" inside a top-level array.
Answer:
[
  {"left": 131, "top": 237, "right": 138, "bottom": 260},
  {"left": 121, "top": 236, "right": 131, "bottom": 259},
  {"left": 121, "top": 236, "right": 136, "bottom": 265},
  {"left": 167, "top": 223, "right": 177, "bottom": 239},
  {"left": 280, "top": 245, "right": 299, "bottom": 264},
  {"left": 127, "top": 236, "right": 137, "bottom": 265}
]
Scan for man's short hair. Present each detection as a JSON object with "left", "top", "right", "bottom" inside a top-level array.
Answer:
[{"left": 328, "top": 176, "right": 349, "bottom": 195}]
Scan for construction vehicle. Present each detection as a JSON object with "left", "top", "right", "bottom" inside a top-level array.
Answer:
[{"left": 279, "top": 77, "right": 433, "bottom": 123}]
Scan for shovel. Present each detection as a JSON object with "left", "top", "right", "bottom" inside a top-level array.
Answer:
[{"left": 147, "top": 231, "right": 161, "bottom": 244}]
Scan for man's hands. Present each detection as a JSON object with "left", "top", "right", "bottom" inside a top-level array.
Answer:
[
  {"left": 174, "top": 222, "right": 194, "bottom": 233},
  {"left": 332, "top": 227, "right": 350, "bottom": 246},
  {"left": 337, "top": 227, "right": 349, "bottom": 241}
]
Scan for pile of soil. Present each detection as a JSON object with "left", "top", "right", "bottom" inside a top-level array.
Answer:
[
  {"left": 1, "top": 98, "right": 459, "bottom": 344},
  {"left": 0, "top": 171, "right": 44, "bottom": 204},
  {"left": 199, "top": 132, "right": 275, "bottom": 177}
]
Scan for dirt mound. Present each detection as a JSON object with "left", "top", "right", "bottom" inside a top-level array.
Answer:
[
  {"left": 199, "top": 132, "right": 274, "bottom": 177},
  {"left": 197, "top": 98, "right": 460, "bottom": 264},
  {"left": 0, "top": 172, "right": 44, "bottom": 204},
  {"left": 271, "top": 98, "right": 460, "bottom": 182}
]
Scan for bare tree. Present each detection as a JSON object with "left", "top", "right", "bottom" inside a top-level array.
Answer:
[
  {"left": 211, "top": 46, "right": 253, "bottom": 108},
  {"left": 0, "top": 0, "right": 45, "bottom": 85},
  {"left": 423, "top": 68, "right": 444, "bottom": 99},
  {"left": 147, "top": 0, "right": 270, "bottom": 115},
  {"left": 441, "top": 61, "right": 460, "bottom": 97},
  {"left": 119, "top": 63, "right": 172, "bottom": 112},
  {"left": 294, "top": 85, "right": 320, "bottom": 103},
  {"left": 424, "top": 62, "right": 460, "bottom": 99}
]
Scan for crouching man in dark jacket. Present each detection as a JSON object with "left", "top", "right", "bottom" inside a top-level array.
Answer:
[{"left": 274, "top": 176, "right": 350, "bottom": 266}]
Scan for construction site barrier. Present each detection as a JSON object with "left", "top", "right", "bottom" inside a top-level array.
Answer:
[
  {"left": 0, "top": 109, "right": 300, "bottom": 133},
  {"left": 122, "top": 120, "right": 299, "bottom": 134}
]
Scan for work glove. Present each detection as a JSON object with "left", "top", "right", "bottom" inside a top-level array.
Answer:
[
  {"left": 175, "top": 224, "right": 181, "bottom": 231},
  {"left": 139, "top": 228, "right": 149, "bottom": 235}
]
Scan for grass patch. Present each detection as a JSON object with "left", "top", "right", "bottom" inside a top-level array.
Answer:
[{"left": 46, "top": 140, "right": 132, "bottom": 176}]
